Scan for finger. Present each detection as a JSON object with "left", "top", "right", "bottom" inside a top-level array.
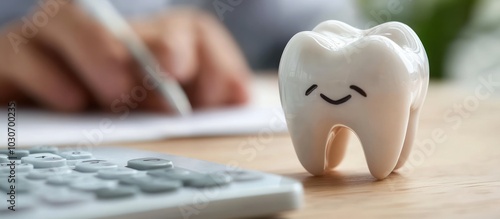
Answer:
[
  {"left": 190, "top": 12, "right": 250, "bottom": 107},
  {"left": 4, "top": 43, "right": 88, "bottom": 111},
  {"left": 0, "top": 34, "right": 27, "bottom": 105},
  {"left": 128, "top": 10, "right": 200, "bottom": 112},
  {"left": 36, "top": 3, "right": 134, "bottom": 109},
  {"left": 119, "top": 62, "right": 173, "bottom": 112},
  {"left": 132, "top": 10, "right": 199, "bottom": 84}
]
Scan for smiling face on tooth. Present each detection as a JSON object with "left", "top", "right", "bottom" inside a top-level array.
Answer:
[
  {"left": 279, "top": 21, "right": 429, "bottom": 179},
  {"left": 305, "top": 84, "right": 367, "bottom": 105},
  {"left": 284, "top": 36, "right": 412, "bottom": 119}
]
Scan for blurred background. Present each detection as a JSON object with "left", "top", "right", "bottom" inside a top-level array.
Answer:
[
  {"left": 163, "top": 0, "right": 495, "bottom": 83},
  {"left": 1, "top": 0, "right": 495, "bottom": 81},
  {"left": 357, "top": 0, "right": 500, "bottom": 84},
  {"left": 1, "top": 0, "right": 498, "bottom": 107}
]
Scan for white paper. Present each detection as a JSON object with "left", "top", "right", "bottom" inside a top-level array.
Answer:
[
  {"left": 0, "top": 76, "right": 288, "bottom": 147},
  {"left": 0, "top": 106, "right": 287, "bottom": 147}
]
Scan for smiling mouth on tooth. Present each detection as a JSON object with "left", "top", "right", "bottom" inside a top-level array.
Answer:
[
  {"left": 305, "top": 84, "right": 367, "bottom": 105},
  {"left": 320, "top": 94, "right": 351, "bottom": 105}
]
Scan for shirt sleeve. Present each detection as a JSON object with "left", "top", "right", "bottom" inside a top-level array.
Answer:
[
  {"left": 197, "top": 0, "right": 364, "bottom": 70},
  {"left": 0, "top": 0, "right": 36, "bottom": 29},
  {"left": 0, "top": 0, "right": 172, "bottom": 29}
]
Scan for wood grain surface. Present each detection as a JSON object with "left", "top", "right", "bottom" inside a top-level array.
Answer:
[{"left": 121, "top": 79, "right": 500, "bottom": 219}]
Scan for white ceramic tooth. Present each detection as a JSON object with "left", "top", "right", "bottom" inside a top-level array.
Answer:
[{"left": 279, "top": 21, "right": 429, "bottom": 179}]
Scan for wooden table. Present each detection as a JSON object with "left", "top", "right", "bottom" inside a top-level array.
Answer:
[{"left": 120, "top": 80, "right": 500, "bottom": 219}]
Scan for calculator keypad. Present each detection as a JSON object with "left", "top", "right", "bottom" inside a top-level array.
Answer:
[{"left": 0, "top": 148, "right": 265, "bottom": 210}]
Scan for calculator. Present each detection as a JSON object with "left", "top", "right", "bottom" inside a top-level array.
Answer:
[{"left": 0, "top": 146, "right": 303, "bottom": 219}]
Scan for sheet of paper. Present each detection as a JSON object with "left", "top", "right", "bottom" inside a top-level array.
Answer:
[
  {"left": 0, "top": 106, "right": 287, "bottom": 147},
  {"left": 0, "top": 75, "right": 288, "bottom": 147}
]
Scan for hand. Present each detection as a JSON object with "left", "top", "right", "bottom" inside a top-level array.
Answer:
[{"left": 0, "top": 3, "right": 250, "bottom": 113}]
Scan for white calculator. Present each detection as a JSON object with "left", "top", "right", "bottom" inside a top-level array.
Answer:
[{"left": 0, "top": 146, "right": 303, "bottom": 219}]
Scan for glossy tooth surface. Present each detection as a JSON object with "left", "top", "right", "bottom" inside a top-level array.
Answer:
[{"left": 279, "top": 21, "right": 429, "bottom": 179}]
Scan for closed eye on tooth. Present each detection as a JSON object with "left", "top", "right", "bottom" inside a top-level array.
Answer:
[
  {"left": 305, "top": 84, "right": 318, "bottom": 96},
  {"left": 350, "top": 85, "right": 367, "bottom": 97}
]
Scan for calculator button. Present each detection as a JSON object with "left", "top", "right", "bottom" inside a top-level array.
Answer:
[
  {"left": 66, "top": 159, "right": 93, "bottom": 166},
  {"left": 97, "top": 167, "right": 137, "bottom": 180},
  {"left": 222, "top": 170, "right": 263, "bottom": 182},
  {"left": 136, "top": 177, "right": 182, "bottom": 193},
  {"left": 148, "top": 169, "right": 203, "bottom": 185},
  {"left": 59, "top": 151, "right": 93, "bottom": 160},
  {"left": 0, "top": 163, "right": 34, "bottom": 174},
  {"left": 5, "top": 160, "right": 22, "bottom": 165},
  {"left": 0, "top": 195, "right": 34, "bottom": 212},
  {"left": 96, "top": 186, "right": 137, "bottom": 199},
  {"left": 75, "top": 160, "right": 117, "bottom": 172},
  {"left": 0, "top": 154, "right": 8, "bottom": 163},
  {"left": 40, "top": 189, "right": 90, "bottom": 205},
  {"left": 0, "top": 178, "right": 33, "bottom": 193},
  {"left": 30, "top": 145, "right": 59, "bottom": 154},
  {"left": 21, "top": 153, "right": 67, "bottom": 168},
  {"left": 118, "top": 174, "right": 149, "bottom": 185},
  {"left": 187, "top": 173, "right": 232, "bottom": 188},
  {"left": 70, "top": 178, "right": 115, "bottom": 192},
  {"left": 47, "top": 174, "right": 87, "bottom": 186},
  {"left": 26, "top": 167, "right": 72, "bottom": 180},
  {"left": 127, "top": 158, "right": 173, "bottom": 170},
  {"left": 0, "top": 149, "right": 30, "bottom": 159}
]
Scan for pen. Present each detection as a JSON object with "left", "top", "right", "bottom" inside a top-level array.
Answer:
[{"left": 77, "top": 0, "right": 192, "bottom": 116}]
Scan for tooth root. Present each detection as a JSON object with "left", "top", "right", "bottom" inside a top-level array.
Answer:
[
  {"left": 289, "top": 119, "right": 333, "bottom": 176},
  {"left": 354, "top": 106, "right": 411, "bottom": 180},
  {"left": 326, "top": 126, "right": 351, "bottom": 170},
  {"left": 395, "top": 109, "right": 421, "bottom": 169}
]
